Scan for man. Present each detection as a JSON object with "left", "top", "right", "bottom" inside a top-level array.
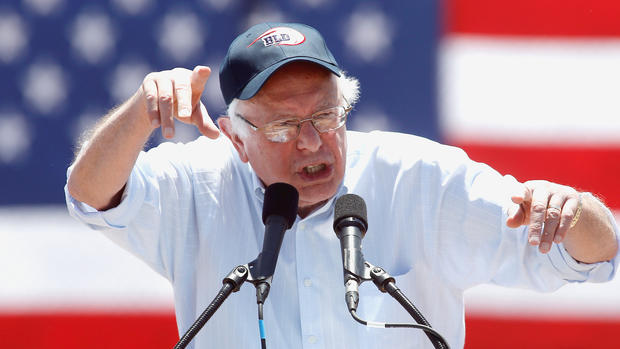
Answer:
[{"left": 65, "top": 22, "right": 619, "bottom": 348}]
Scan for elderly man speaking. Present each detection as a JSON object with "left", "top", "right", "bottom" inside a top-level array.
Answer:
[{"left": 65, "top": 22, "right": 619, "bottom": 348}]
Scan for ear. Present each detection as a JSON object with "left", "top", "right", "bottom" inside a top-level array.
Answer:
[{"left": 218, "top": 116, "right": 249, "bottom": 163}]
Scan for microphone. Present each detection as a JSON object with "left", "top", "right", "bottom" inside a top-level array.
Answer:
[
  {"left": 332, "top": 194, "right": 450, "bottom": 349},
  {"left": 333, "top": 194, "right": 368, "bottom": 311},
  {"left": 333, "top": 193, "right": 368, "bottom": 282},
  {"left": 254, "top": 182, "right": 299, "bottom": 280},
  {"left": 173, "top": 183, "right": 298, "bottom": 349}
]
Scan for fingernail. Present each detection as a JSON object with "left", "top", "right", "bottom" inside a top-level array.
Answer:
[
  {"left": 151, "top": 118, "right": 160, "bottom": 127},
  {"left": 540, "top": 242, "right": 550, "bottom": 252},
  {"left": 528, "top": 235, "right": 540, "bottom": 245},
  {"left": 163, "top": 127, "right": 174, "bottom": 138},
  {"left": 554, "top": 235, "right": 563, "bottom": 244},
  {"left": 179, "top": 107, "right": 191, "bottom": 117}
]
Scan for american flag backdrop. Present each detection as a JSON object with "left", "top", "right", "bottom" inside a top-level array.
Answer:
[{"left": 0, "top": 0, "right": 618, "bottom": 348}]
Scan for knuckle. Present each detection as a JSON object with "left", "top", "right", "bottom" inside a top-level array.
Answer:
[
  {"left": 145, "top": 93, "right": 157, "bottom": 104},
  {"left": 159, "top": 94, "right": 173, "bottom": 104},
  {"left": 546, "top": 209, "right": 561, "bottom": 220},
  {"left": 531, "top": 203, "right": 547, "bottom": 214},
  {"left": 529, "top": 223, "right": 543, "bottom": 233},
  {"left": 174, "top": 85, "right": 189, "bottom": 93}
]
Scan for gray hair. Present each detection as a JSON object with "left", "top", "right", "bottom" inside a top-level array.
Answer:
[{"left": 227, "top": 71, "right": 360, "bottom": 139}]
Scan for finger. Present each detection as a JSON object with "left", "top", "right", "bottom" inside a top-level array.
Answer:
[
  {"left": 511, "top": 182, "right": 530, "bottom": 205},
  {"left": 507, "top": 182, "right": 529, "bottom": 228},
  {"left": 539, "top": 194, "right": 567, "bottom": 253},
  {"left": 506, "top": 202, "right": 526, "bottom": 228},
  {"left": 142, "top": 75, "right": 160, "bottom": 128},
  {"left": 528, "top": 187, "right": 551, "bottom": 246},
  {"left": 173, "top": 69, "right": 192, "bottom": 118},
  {"left": 555, "top": 195, "right": 580, "bottom": 244},
  {"left": 193, "top": 101, "right": 220, "bottom": 139},
  {"left": 190, "top": 66, "right": 211, "bottom": 107},
  {"left": 156, "top": 77, "right": 175, "bottom": 139}
]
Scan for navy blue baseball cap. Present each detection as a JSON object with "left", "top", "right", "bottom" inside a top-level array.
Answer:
[{"left": 219, "top": 22, "right": 341, "bottom": 105}]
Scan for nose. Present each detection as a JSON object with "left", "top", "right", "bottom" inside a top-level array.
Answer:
[{"left": 296, "top": 119, "right": 322, "bottom": 152}]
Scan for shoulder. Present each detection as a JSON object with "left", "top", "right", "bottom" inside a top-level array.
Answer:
[{"left": 346, "top": 130, "right": 472, "bottom": 171}]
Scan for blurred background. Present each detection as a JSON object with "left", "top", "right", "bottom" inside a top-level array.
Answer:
[{"left": 1, "top": 0, "right": 619, "bottom": 348}]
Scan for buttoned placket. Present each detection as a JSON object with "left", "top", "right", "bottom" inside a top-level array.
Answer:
[{"left": 294, "top": 185, "right": 347, "bottom": 348}]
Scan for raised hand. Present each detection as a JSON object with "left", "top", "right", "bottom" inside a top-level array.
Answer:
[{"left": 139, "top": 65, "right": 220, "bottom": 139}]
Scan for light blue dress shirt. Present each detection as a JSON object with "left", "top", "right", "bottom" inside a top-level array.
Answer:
[{"left": 65, "top": 130, "right": 619, "bottom": 348}]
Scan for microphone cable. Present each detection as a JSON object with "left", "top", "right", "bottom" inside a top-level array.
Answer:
[
  {"left": 258, "top": 302, "right": 267, "bottom": 349},
  {"left": 255, "top": 281, "right": 270, "bottom": 349},
  {"left": 348, "top": 309, "right": 450, "bottom": 348}
]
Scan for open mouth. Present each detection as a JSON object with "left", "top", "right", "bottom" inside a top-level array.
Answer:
[
  {"left": 303, "top": 164, "right": 326, "bottom": 175},
  {"left": 299, "top": 163, "right": 331, "bottom": 180}
]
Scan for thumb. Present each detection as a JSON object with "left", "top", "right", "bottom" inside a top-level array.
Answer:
[
  {"left": 195, "top": 101, "right": 220, "bottom": 139},
  {"left": 190, "top": 66, "right": 211, "bottom": 105},
  {"left": 506, "top": 203, "right": 526, "bottom": 228}
]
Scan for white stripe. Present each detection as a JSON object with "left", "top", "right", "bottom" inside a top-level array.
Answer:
[
  {"left": 439, "top": 35, "right": 620, "bottom": 145},
  {"left": 0, "top": 205, "right": 173, "bottom": 312}
]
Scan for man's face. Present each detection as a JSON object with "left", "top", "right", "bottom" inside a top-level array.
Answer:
[{"left": 229, "top": 63, "right": 347, "bottom": 215}]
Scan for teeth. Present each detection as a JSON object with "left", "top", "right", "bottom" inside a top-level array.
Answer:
[{"left": 304, "top": 164, "right": 325, "bottom": 174}]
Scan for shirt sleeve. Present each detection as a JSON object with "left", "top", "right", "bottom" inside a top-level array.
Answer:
[
  {"left": 63, "top": 142, "right": 194, "bottom": 281},
  {"left": 64, "top": 162, "right": 147, "bottom": 230}
]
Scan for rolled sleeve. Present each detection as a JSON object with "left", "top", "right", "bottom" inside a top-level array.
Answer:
[
  {"left": 548, "top": 244, "right": 615, "bottom": 283},
  {"left": 64, "top": 164, "right": 147, "bottom": 229}
]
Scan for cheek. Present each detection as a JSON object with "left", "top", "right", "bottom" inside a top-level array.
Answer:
[
  {"left": 330, "top": 129, "right": 347, "bottom": 167},
  {"left": 247, "top": 142, "right": 294, "bottom": 183}
]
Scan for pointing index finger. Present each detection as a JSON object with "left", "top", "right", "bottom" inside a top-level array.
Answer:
[{"left": 190, "top": 66, "right": 211, "bottom": 107}]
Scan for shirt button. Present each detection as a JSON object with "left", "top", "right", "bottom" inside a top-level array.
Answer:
[
  {"left": 303, "top": 278, "right": 312, "bottom": 287},
  {"left": 299, "top": 222, "right": 306, "bottom": 230},
  {"left": 308, "top": 335, "right": 317, "bottom": 344}
]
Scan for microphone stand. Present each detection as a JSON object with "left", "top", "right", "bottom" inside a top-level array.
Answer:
[
  {"left": 173, "top": 259, "right": 272, "bottom": 349},
  {"left": 344, "top": 261, "right": 450, "bottom": 349}
]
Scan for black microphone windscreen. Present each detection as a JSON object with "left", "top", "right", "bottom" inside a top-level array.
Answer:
[
  {"left": 333, "top": 194, "right": 368, "bottom": 229},
  {"left": 262, "top": 182, "right": 299, "bottom": 228}
]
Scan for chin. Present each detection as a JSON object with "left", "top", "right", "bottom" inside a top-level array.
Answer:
[{"left": 298, "top": 183, "right": 338, "bottom": 207}]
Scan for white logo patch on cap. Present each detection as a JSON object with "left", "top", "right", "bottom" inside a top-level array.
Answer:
[{"left": 247, "top": 27, "right": 306, "bottom": 48}]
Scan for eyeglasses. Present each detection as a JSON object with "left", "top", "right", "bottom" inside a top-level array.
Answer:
[{"left": 235, "top": 105, "right": 352, "bottom": 143}]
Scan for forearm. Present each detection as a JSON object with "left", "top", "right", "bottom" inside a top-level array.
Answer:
[
  {"left": 67, "top": 91, "right": 154, "bottom": 210},
  {"left": 562, "top": 193, "right": 618, "bottom": 263}
]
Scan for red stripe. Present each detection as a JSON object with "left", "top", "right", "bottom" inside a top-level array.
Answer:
[
  {"left": 443, "top": 0, "right": 620, "bottom": 37},
  {"left": 0, "top": 312, "right": 178, "bottom": 349},
  {"left": 465, "top": 314, "right": 620, "bottom": 348},
  {"left": 450, "top": 142, "right": 620, "bottom": 210},
  {"left": 1, "top": 312, "right": 618, "bottom": 348}
]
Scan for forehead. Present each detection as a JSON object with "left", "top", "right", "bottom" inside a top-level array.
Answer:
[{"left": 243, "top": 62, "right": 339, "bottom": 115}]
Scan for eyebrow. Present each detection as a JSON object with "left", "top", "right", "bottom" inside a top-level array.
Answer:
[{"left": 269, "top": 101, "right": 339, "bottom": 120}]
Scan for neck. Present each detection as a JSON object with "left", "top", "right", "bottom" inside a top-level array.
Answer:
[{"left": 297, "top": 199, "right": 328, "bottom": 219}]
